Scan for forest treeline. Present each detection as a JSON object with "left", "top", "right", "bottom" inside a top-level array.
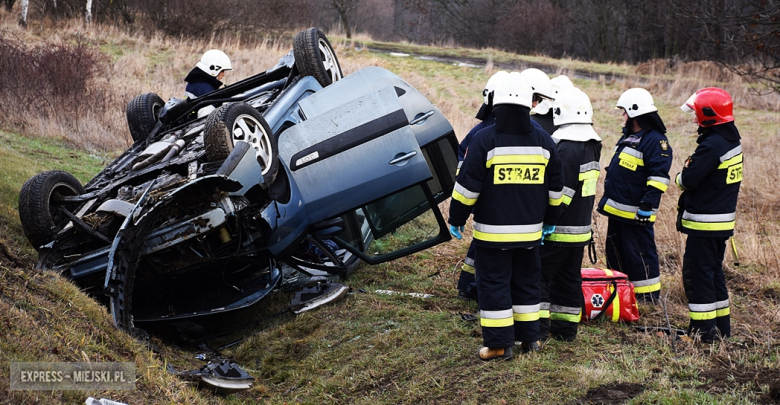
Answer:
[{"left": 3, "top": 0, "right": 779, "bottom": 90}]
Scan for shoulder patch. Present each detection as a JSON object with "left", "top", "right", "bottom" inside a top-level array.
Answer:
[
  {"left": 660, "top": 140, "right": 668, "bottom": 151},
  {"left": 684, "top": 156, "right": 692, "bottom": 168}
]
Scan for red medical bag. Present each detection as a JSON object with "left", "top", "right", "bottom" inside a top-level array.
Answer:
[{"left": 581, "top": 268, "right": 640, "bottom": 322}]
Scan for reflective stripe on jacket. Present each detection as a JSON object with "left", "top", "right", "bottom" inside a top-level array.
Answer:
[{"left": 597, "top": 128, "right": 672, "bottom": 224}]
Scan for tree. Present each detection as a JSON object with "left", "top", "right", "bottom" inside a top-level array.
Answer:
[
  {"left": 18, "top": 0, "right": 27, "bottom": 27},
  {"left": 332, "top": 0, "right": 361, "bottom": 39},
  {"left": 2, "top": 0, "right": 15, "bottom": 12}
]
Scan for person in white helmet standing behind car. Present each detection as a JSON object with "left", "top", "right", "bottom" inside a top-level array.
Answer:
[
  {"left": 597, "top": 88, "right": 673, "bottom": 304},
  {"left": 530, "top": 74, "right": 574, "bottom": 135},
  {"left": 448, "top": 72, "right": 565, "bottom": 360},
  {"left": 538, "top": 87, "right": 602, "bottom": 342},
  {"left": 520, "top": 68, "right": 555, "bottom": 135},
  {"left": 452, "top": 71, "right": 509, "bottom": 302},
  {"left": 184, "top": 49, "right": 232, "bottom": 99}
]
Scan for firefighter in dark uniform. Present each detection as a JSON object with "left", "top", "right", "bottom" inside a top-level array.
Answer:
[
  {"left": 184, "top": 49, "right": 232, "bottom": 99},
  {"left": 520, "top": 68, "right": 555, "bottom": 135},
  {"left": 531, "top": 75, "right": 574, "bottom": 136},
  {"left": 597, "top": 88, "right": 672, "bottom": 303},
  {"left": 676, "top": 87, "right": 741, "bottom": 342},
  {"left": 449, "top": 72, "right": 565, "bottom": 360},
  {"left": 454, "top": 71, "right": 508, "bottom": 302},
  {"left": 539, "top": 87, "right": 602, "bottom": 341}
]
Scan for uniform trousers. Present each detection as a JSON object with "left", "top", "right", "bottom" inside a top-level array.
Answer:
[
  {"left": 605, "top": 218, "right": 660, "bottom": 302},
  {"left": 457, "top": 241, "right": 477, "bottom": 295},
  {"left": 476, "top": 245, "right": 541, "bottom": 347},
  {"left": 682, "top": 235, "right": 731, "bottom": 342},
  {"left": 540, "top": 245, "right": 583, "bottom": 341}
]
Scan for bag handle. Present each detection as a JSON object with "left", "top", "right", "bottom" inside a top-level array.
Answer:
[
  {"left": 588, "top": 237, "right": 597, "bottom": 265},
  {"left": 590, "top": 280, "right": 618, "bottom": 321}
]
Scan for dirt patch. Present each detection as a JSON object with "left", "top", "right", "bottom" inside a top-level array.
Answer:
[
  {"left": 698, "top": 366, "right": 780, "bottom": 404},
  {"left": 572, "top": 382, "right": 645, "bottom": 404},
  {"left": 0, "top": 238, "right": 28, "bottom": 268}
]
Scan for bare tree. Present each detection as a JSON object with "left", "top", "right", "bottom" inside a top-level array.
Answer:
[
  {"left": 85, "top": 0, "right": 92, "bottom": 23},
  {"left": 19, "top": 0, "right": 27, "bottom": 27},
  {"left": 332, "top": 0, "right": 361, "bottom": 39},
  {"left": 673, "top": 0, "right": 780, "bottom": 92}
]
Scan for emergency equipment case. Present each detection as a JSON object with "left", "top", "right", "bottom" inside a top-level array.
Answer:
[{"left": 581, "top": 268, "right": 640, "bottom": 322}]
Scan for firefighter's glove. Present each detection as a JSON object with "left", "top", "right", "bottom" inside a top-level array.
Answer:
[
  {"left": 541, "top": 224, "right": 556, "bottom": 245},
  {"left": 634, "top": 202, "right": 653, "bottom": 225},
  {"left": 449, "top": 225, "right": 464, "bottom": 240}
]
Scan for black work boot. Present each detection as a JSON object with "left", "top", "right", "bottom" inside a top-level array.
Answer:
[
  {"left": 478, "top": 347, "right": 513, "bottom": 361},
  {"left": 519, "top": 341, "right": 541, "bottom": 353}
]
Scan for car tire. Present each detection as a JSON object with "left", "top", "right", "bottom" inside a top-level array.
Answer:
[
  {"left": 203, "top": 102, "right": 280, "bottom": 184},
  {"left": 293, "top": 27, "right": 343, "bottom": 87},
  {"left": 126, "top": 93, "right": 164, "bottom": 143},
  {"left": 18, "top": 170, "right": 85, "bottom": 250}
]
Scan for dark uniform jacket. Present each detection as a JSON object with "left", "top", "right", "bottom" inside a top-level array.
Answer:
[
  {"left": 449, "top": 105, "right": 565, "bottom": 249},
  {"left": 547, "top": 131, "right": 602, "bottom": 247},
  {"left": 184, "top": 67, "right": 223, "bottom": 98},
  {"left": 532, "top": 111, "right": 556, "bottom": 136},
  {"left": 597, "top": 127, "right": 672, "bottom": 224},
  {"left": 676, "top": 123, "right": 742, "bottom": 238}
]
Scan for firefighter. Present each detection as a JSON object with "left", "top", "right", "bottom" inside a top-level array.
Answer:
[
  {"left": 184, "top": 49, "right": 232, "bottom": 99},
  {"left": 520, "top": 68, "right": 556, "bottom": 135},
  {"left": 531, "top": 75, "right": 575, "bottom": 136},
  {"left": 454, "top": 71, "right": 508, "bottom": 302},
  {"left": 597, "top": 88, "right": 672, "bottom": 303},
  {"left": 449, "top": 72, "right": 565, "bottom": 360},
  {"left": 539, "top": 87, "right": 602, "bottom": 341},
  {"left": 676, "top": 87, "right": 741, "bottom": 342}
]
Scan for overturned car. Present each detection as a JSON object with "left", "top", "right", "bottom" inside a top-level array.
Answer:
[{"left": 19, "top": 28, "right": 459, "bottom": 339}]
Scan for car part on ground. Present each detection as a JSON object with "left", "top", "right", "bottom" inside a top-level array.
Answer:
[
  {"left": 175, "top": 360, "right": 254, "bottom": 394},
  {"left": 20, "top": 28, "right": 458, "bottom": 341}
]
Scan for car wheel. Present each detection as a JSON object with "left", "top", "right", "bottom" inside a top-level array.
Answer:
[
  {"left": 18, "top": 170, "right": 85, "bottom": 250},
  {"left": 203, "top": 102, "right": 280, "bottom": 184},
  {"left": 293, "top": 27, "right": 343, "bottom": 87},
  {"left": 126, "top": 93, "right": 164, "bottom": 143}
]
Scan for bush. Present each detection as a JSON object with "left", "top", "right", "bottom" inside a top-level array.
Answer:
[{"left": 0, "top": 32, "right": 111, "bottom": 130}]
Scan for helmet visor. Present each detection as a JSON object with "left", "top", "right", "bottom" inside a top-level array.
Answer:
[{"left": 680, "top": 93, "right": 696, "bottom": 114}]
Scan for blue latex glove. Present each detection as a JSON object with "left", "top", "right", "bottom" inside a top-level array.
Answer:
[
  {"left": 449, "top": 225, "right": 464, "bottom": 240},
  {"left": 634, "top": 209, "right": 653, "bottom": 225},
  {"left": 541, "top": 224, "right": 556, "bottom": 245}
]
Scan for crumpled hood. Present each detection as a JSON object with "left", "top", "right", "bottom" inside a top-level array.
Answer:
[{"left": 531, "top": 99, "right": 553, "bottom": 115}]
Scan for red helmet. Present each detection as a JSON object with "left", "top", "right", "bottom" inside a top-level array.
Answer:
[{"left": 680, "top": 87, "right": 734, "bottom": 127}]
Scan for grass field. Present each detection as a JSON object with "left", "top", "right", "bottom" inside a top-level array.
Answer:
[{"left": 1, "top": 11, "right": 780, "bottom": 405}]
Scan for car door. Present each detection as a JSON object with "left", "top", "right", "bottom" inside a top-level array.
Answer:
[{"left": 277, "top": 83, "right": 454, "bottom": 264}]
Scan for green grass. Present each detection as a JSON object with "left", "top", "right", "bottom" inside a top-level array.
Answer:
[{"left": 0, "top": 131, "right": 111, "bottom": 259}]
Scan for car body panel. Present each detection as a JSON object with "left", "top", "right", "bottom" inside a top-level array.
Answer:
[{"left": 279, "top": 84, "right": 432, "bottom": 225}]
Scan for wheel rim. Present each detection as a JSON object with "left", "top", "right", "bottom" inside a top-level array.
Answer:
[
  {"left": 48, "top": 182, "right": 80, "bottom": 227},
  {"left": 318, "top": 38, "right": 342, "bottom": 83},
  {"left": 230, "top": 114, "right": 274, "bottom": 175}
]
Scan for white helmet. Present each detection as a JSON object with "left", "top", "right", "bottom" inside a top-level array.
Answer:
[
  {"left": 520, "top": 68, "right": 553, "bottom": 100},
  {"left": 493, "top": 72, "right": 533, "bottom": 108},
  {"left": 550, "top": 75, "right": 574, "bottom": 98},
  {"left": 553, "top": 87, "right": 594, "bottom": 126},
  {"left": 483, "top": 71, "right": 509, "bottom": 105},
  {"left": 616, "top": 88, "right": 657, "bottom": 118},
  {"left": 196, "top": 49, "right": 232, "bottom": 77}
]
